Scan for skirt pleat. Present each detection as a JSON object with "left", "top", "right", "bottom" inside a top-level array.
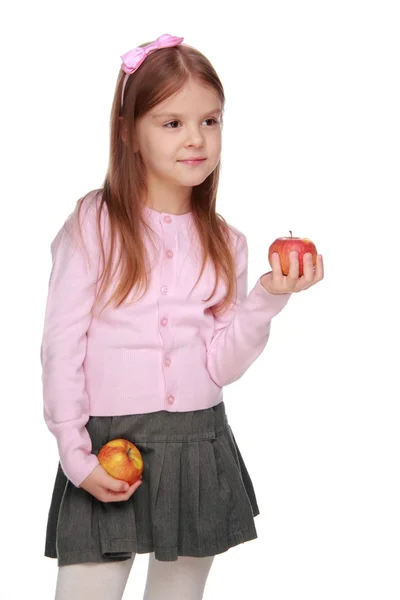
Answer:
[{"left": 45, "top": 402, "right": 260, "bottom": 566}]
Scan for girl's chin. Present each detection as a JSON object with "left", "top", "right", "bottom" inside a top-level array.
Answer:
[{"left": 176, "top": 171, "right": 213, "bottom": 187}]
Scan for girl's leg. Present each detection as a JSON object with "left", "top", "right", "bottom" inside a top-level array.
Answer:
[
  {"left": 143, "top": 554, "right": 214, "bottom": 600},
  {"left": 54, "top": 555, "right": 135, "bottom": 600}
]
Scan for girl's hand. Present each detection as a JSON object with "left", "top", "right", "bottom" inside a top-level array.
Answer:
[
  {"left": 261, "top": 251, "right": 324, "bottom": 294},
  {"left": 79, "top": 464, "right": 142, "bottom": 503}
]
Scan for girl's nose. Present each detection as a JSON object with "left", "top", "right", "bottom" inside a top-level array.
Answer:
[{"left": 184, "top": 127, "right": 205, "bottom": 147}]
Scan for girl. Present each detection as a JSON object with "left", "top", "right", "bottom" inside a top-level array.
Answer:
[{"left": 41, "top": 33, "right": 324, "bottom": 600}]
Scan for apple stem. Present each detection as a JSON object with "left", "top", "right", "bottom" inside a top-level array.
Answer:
[{"left": 289, "top": 230, "right": 292, "bottom": 237}]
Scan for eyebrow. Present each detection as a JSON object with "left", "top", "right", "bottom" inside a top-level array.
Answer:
[{"left": 152, "top": 108, "right": 223, "bottom": 120}]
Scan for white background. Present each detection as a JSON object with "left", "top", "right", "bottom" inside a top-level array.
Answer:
[{"left": 1, "top": 1, "right": 399, "bottom": 598}]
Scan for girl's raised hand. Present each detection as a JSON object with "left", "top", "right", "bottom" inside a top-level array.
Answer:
[
  {"left": 79, "top": 464, "right": 142, "bottom": 503},
  {"left": 261, "top": 251, "right": 324, "bottom": 294}
]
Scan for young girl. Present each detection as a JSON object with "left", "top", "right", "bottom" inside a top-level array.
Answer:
[{"left": 42, "top": 33, "right": 324, "bottom": 600}]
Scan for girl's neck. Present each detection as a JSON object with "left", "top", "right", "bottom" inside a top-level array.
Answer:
[
  {"left": 143, "top": 187, "right": 192, "bottom": 216},
  {"left": 144, "top": 201, "right": 192, "bottom": 216}
]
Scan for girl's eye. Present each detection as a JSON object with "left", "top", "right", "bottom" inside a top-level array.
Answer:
[
  {"left": 164, "top": 118, "right": 220, "bottom": 129},
  {"left": 165, "top": 121, "right": 180, "bottom": 129}
]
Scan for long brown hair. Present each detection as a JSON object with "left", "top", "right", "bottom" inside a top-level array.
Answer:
[{"left": 78, "top": 40, "right": 237, "bottom": 315}]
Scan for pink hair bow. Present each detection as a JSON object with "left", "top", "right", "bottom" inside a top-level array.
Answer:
[
  {"left": 120, "top": 34, "right": 184, "bottom": 108},
  {"left": 120, "top": 33, "right": 184, "bottom": 75}
]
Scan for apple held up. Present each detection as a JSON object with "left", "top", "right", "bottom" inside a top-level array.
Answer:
[
  {"left": 268, "top": 231, "right": 318, "bottom": 277},
  {"left": 98, "top": 438, "right": 144, "bottom": 485}
]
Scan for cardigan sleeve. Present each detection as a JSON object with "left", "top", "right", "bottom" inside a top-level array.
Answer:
[
  {"left": 206, "top": 231, "right": 291, "bottom": 387},
  {"left": 41, "top": 194, "right": 102, "bottom": 487}
]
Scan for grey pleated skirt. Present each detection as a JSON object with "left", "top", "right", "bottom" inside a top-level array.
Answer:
[{"left": 44, "top": 401, "right": 259, "bottom": 567}]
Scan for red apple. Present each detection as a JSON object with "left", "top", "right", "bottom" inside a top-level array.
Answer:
[
  {"left": 98, "top": 438, "right": 143, "bottom": 485},
  {"left": 268, "top": 231, "right": 317, "bottom": 276}
]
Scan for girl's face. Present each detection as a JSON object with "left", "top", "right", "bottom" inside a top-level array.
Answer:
[{"left": 135, "top": 79, "right": 223, "bottom": 197}]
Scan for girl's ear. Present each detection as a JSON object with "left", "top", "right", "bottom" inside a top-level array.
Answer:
[{"left": 118, "top": 117, "right": 139, "bottom": 152}]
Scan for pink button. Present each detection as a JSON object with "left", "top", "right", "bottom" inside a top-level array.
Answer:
[
  {"left": 163, "top": 215, "right": 172, "bottom": 224},
  {"left": 164, "top": 356, "right": 171, "bottom": 367},
  {"left": 161, "top": 285, "right": 168, "bottom": 295},
  {"left": 161, "top": 317, "right": 168, "bottom": 327},
  {"left": 166, "top": 249, "right": 174, "bottom": 259},
  {"left": 167, "top": 395, "right": 175, "bottom": 404}
]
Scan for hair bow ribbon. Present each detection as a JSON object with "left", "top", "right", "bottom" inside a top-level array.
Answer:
[{"left": 121, "top": 34, "right": 184, "bottom": 75}]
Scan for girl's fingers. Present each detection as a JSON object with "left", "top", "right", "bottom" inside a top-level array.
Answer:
[
  {"left": 102, "top": 479, "right": 142, "bottom": 502},
  {"left": 127, "top": 480, "right": 143, "bottom": 497},
  {"left": 287, "top": 251, "right": 299, "bottom": 286},
  {"left": 300, "top": 254, "right": 324, "bottom": 291},
  {"left": 302, "top": 253, "right": 315, "bottom": 284},
  {"left": 315, "top": 254, "right": 324, "bottom": 281},
  {"left": 104, "top": 477, "right": 130, "bottom": 493},
  {"left": 266, "top": 251, "right": 323, "bottom": 294},
  {"left": 270, "top": 252, "right": 283, "bottom": 279}
]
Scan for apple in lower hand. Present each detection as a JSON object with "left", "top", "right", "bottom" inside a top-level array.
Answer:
[
  {"left": 268, "top": 231, "right": 318, "bottom": 276},
  {"left": 98, "top": 439, "right": 144, "bottom": 485}
]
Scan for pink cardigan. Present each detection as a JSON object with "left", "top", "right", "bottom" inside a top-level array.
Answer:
[{"left": 41, "top": 190, "right": 291, "bottom": 486}]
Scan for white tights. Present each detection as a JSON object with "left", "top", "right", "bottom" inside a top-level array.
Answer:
[{"left": 54, "top": 553, "right": 214, "bottom": 600}]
